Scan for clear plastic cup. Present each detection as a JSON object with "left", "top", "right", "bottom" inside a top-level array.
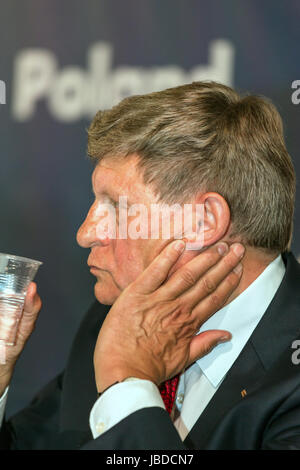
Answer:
[{"left": 0, "top": 253, "right": 42, "bottom": 347}]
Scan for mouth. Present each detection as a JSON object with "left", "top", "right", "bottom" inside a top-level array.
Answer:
[
  {"left": 88, "top": 264, "right": 102, "bottom": 274},
  {"left": 87, "top": 256, "right": 111, "bottom": 279},
  {"left": 87, "top": 258, "right": 101, "bottom": 273}
]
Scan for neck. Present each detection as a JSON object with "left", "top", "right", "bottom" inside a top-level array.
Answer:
[{"left": 224, "top": 246, "right": 279, "bottom": 306}]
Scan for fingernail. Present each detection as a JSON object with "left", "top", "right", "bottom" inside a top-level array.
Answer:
[
  {"left": 232, "top": 244, "right": 245, "bottom": 258},
  {"left": 217, "top": 243, "right": 228, "bottom": 256},
  {"left": 233, "top": 263, "right": 243, "bottom": 274},
  {"left": 174, "top": 240, "right": 185, "bottom": 253},
  {"left": 219, "top": 334, "right": 231, "bottom": 343},
  {"left": 217, "top": 338, "right": 230, "bottom": 346}
]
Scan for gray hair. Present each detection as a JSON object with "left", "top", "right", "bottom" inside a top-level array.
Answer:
[{"left": 88, "top": 81, "right": 296, "bottom": 253}]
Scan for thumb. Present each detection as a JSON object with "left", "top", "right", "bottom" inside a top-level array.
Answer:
[
  {"left": 16, "top": 282, "right": 42, "bottom": 345},
  {"left": 187, "top": 329, "right": 232, "bottom": 366},
  {"left": 23, "top": 282, "right": 40, "bottom": 316}
]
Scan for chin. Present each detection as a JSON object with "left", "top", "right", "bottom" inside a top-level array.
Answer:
[{"left": 94, "top": 281, "right": 120, "bottom": 305}]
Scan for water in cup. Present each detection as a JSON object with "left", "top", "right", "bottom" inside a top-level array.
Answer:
[
  {"left": 0, "top": 254, "right": 42, "bottom": 349},
  {"left": 0, "top": 292, "right": 26, "bottom": 345}
]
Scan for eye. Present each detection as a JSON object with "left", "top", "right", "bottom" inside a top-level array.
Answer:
[
  {"left": 110, "top": 199, "right": 119, "bottom": 208},
  {"left": 96, "top": 194, "right": 115, "bottom": 205}
]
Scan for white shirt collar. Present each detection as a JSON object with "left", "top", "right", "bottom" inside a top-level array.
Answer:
[{"left": 195, "top": 254, "right": 286, "bottom": 387}]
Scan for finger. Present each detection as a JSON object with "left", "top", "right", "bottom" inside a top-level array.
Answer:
[
  {"left": 190, "top": 267, "right": 242, "bottom": 325},
  {"left": 158, "top": 242, "right": 234, "bottom": 300},
  {"left": 133, "top": 240, "right": 186, "bottom": 294},
  {"left": 23, "top": 283, "right": 37, "bottom": 313},
  {"left": 179, "top": 243, "right": 244, "bottom": 309},
  {"left": 16, "top": 284, "right": 42, "bottom": 346},
  {"left": 23, "top": 283, "right": 41, "bottom": 317},
  {"left": 187, "top": 329, "right": 231, "bottom": 366}
]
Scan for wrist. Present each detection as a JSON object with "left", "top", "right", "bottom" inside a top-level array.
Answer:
[
  {"left": 96, "top": 367, "right": 158, "bottom": 394},
  {"left": 98, "top": 377, "right": 143, "bottom": 397},
  {"left": 98, "top": 381, "right": 119, "bottom": 397}
]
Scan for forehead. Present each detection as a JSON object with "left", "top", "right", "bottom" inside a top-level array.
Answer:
[{"left": 92, "top": 154, "right": 158, "bottom": 203}]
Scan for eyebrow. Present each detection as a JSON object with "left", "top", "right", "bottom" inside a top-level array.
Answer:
[
  {"left": 92, "top": 186, "right": 114, "bottom": 199},
  {"left": 92, "top": 185, "right": 124, "bottom": 205},
  {"left": 92, "top": 187, "right": 134, "bottom": 208}
]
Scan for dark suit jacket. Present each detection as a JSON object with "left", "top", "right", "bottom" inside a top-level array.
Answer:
[{"left": 1, "top": 252, "right": 300, "bottom": 450}]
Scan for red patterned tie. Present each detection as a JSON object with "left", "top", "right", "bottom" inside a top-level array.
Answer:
[{"left": 159, "top": 374, "right": 180, "bottom": 414}]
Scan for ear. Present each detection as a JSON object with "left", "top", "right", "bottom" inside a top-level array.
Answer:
[{"left": 185, "top": 192, "right": 230, "bottom": 250}]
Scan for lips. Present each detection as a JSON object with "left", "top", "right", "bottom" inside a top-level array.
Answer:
[
  {"left": 87, "top": 254, "right": 109, "bottom": 274},
  {"left": 87, "top": 255, "right": 100, "bottom": 269},
  {"left": 88, "top": 257, "right": 101, "bottom": 274},
  {"left": 89, "top": 265, "right": 102, "bottom": 277},
  {"left": 88, "top": 262, "right": 101, "bottom": 271},
  {"left": 88, "top": 264, "right": 100, "bottom": 269}
]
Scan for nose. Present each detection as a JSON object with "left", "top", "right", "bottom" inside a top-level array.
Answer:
[
  {"left": 76, "top": 201, "right": 111, "bottom": 248},
  {"left": 76, "top": 204, "right": 96, "bottom": 248}
]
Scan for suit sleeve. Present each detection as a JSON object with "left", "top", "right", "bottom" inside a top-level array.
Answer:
[
  {"left": 89, "top": 379, "right": 166, "bottom": 438},
  {"left": 81, "top": 407, "right": 187, "bottom": 450},
  {"left": 0, "top": 372, "right": 64, "bottom": 450}
]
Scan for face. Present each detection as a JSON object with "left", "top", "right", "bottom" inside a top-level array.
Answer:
[
  {"left": 76, "top": 154, "right": 232, "bottom": 305},
  {"left": 76, "top": 154, "right": 182, "bottom": 305}
]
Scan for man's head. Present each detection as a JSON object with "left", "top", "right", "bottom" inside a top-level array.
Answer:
[{"left": 76, "top": 81, "right": 295, "bottom": 305}]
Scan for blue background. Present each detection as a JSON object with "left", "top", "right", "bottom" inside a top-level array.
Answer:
[{"left": 0, "top": 0, "right": 299, "bottom": 416}]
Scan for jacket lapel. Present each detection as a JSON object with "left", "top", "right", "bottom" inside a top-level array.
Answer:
[
  {"left": 184, "top": 338, "right": 266, "bottom": 448},
  {"left": 184, "top": 252, "right": 300, "bottom": 449}
]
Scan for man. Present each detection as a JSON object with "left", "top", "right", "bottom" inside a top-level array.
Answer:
[{"left": 0, "top": 81, "right": 299, "bottom": 450}]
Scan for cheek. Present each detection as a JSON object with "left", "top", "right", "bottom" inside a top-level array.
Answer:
[{"left": 112, "top": 239, "right": 145, "bottom": 286}]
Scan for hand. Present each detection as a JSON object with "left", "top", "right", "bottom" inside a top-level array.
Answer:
[
  {"left": 0, "top": 282, "right": 42, "bottom": 394},
  {"left": 94, "top": 241, "right": 245, "bottom": 393}
]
